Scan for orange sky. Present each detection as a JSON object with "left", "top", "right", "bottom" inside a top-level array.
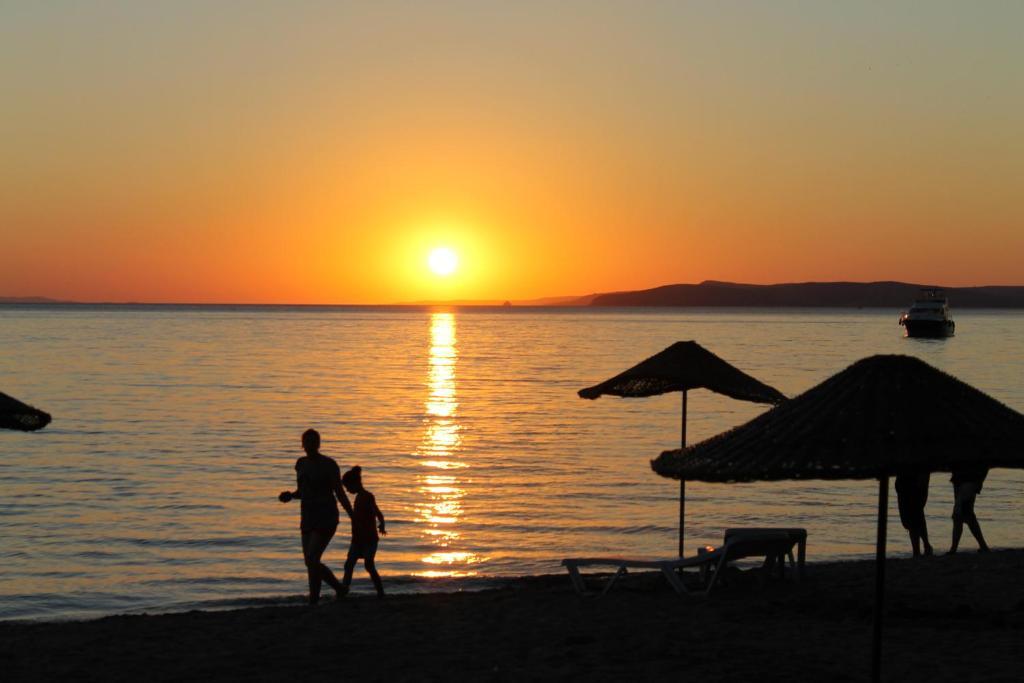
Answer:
[{"left": 2, "top": 3, "right": 1022, "bottom": 304}]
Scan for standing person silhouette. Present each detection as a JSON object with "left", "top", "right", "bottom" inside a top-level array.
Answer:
[
  {"left": 948, "top": 466, "right": 990, "bottom": 554},
  {"left": 895, "top": 471, "right": 933, "bottom": 557},
  {"left": 339, "top": 466, "right": 386, "bottom": 598},
  {"left": 279, "top": 429, "right": 353, "bottom": 604}
]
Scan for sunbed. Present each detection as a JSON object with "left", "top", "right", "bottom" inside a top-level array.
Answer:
[
  {"left": 562, "top": 528, "right": 804, "bottom": 596},
  {"left": 723, "top": 527, "right": 807, "bottom": 580}
]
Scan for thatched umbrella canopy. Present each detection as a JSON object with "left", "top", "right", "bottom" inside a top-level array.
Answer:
[
  {"left": 579, "top": 341, "right": 786, "bottom": 403},
  {"left": 0, "top": 391, "right": 52, "bottom": 431},
  {"left": 651, "top": 354, "right": 1024, "bottom": 683},
  {"left": 579, "top": 341, "right": 785, "bottom": 554}
]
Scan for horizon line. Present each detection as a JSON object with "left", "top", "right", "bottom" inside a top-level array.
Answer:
[{"left": 5, "top": 278, "right": 1024, "bottom": 308}]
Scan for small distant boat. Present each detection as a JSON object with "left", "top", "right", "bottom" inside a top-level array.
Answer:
[{"left": 899, "top": 290, "right": 955, "bottom": 338}]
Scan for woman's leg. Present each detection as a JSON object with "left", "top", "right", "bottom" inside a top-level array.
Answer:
[
  {"left": 949, "top": 484, "right": 965, "bottom": 554},
  {"left": 910, "top": 507, "right": 931, "bottom": 557},
  {"left": 320, "top": 562, "right": 342, "bottom": 593},
  {"left": 301, "top": 531, "right": 320, "bottom": 604},
  {"left": 303, "top": 528, "right": 340, "bottom": 603},
  {"left": 919, "top": 475, "right": 931, "bottom": 552},
  {"left": 919, "top": 515, "right": 933, "bottom": 555}
]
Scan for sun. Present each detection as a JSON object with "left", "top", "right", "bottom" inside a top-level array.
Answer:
[{"left": 427, "top": 247, "right": 459, "bottom": 276}]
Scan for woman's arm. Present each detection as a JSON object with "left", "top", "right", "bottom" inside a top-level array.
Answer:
[{"left": 279, "top": 463, "right": 303, "bottom": 502}]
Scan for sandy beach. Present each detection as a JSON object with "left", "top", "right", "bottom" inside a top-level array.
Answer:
[{"left": 3, "top": 550, "right": 1022, "bottom": 682}]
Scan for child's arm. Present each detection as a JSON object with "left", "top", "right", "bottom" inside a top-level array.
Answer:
[
  {"left": 335, "top": 479, "right": 353, "bottom": 517},
  {"left": 373, "top": 496, "right": 386, "bottom": 535}
]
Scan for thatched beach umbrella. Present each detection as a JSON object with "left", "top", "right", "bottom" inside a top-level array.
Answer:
[
  {"left": 651, "top": 354, "right": 1024, "bottom": 683},
  {"left": 0, "top": 391, "right": 52, "bottom": 431},
  {"left": 579, "top": 341, "right": 786, "bottom": 555}
]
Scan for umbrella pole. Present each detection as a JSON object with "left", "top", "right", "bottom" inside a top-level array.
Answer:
[
  {"left": 872, "top": 476, "right": 889, "bottom": 683},
  {"left": 679, "top": 390, "right": 687, "bottom": 557}
]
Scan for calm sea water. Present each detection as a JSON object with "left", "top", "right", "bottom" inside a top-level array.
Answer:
[{"left": 2, "top": 305, "right": 1023, "bottom": 620}]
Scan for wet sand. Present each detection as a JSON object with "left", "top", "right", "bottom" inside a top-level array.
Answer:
[{"left": 3, "top": 550, "right": 1023, "bottom": 682}]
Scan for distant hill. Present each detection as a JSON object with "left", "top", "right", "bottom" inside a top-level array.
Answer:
[{"left": 589, "top": 281, "right": 1024, "bottom": 308}]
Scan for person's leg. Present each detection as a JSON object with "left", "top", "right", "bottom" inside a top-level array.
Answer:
[
  {"left": 949, "top": 519, "right": 964, "bottom": 554},
  {"left": 961, "top": 495, "right": 989, "bottom": 551},
  {"left": 304, "top": 529, "right": 337, "bottom": 603},
  {"left": 909, "top": 529, "right": 921, "bottom": 557},
  {"left": 301, "top": 531, "right": 321, "bottom": 604},
  {"left": 965, "top": 518, "right": 989, "bottom": 551},
  {"left": 948, "top": 484, "right": 964, "bottom": 554},
  {"left": 897, "top": 486, "right": 915, "bottom": 555},
  {"left": 366, "top": 544, "right": 385, "bottom": 598},
  {"left": 341, "top": 544, "right": 359, "bottom": 590},
  {"left": 320, "top": 562, "right": 342, "bottom": 592},
  {"left": 918, "top": 474, "right": 932, "bottom": 555},
  {"left": 919, "top": 517, "right": 933, "bottom": 555},
  {"left": 314, "top": 526, "right": 343, "bottom": 593}
]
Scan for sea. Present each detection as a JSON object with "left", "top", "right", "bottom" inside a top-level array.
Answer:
[{"left": 2, "top": 305, "right": 1023, "bottom": 621}]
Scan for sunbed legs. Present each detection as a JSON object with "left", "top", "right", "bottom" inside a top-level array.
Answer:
[
  {"left": 565, "top": 564, "right": 587, "bottom": 595},
  {"left": 759, "top": 551, "right": 799, "bottom": 581},
  {"left": 565, "top": 563, "right": 630, "bottom": 596},
  {"left": 600, "top": 566, "right": 628, "bottom": 596},
  {"left": 660, "top": 565, "right": 690, "bottom": 595},
  {"left": 703, "top": 558, "right": 725, "bottom": 595}
]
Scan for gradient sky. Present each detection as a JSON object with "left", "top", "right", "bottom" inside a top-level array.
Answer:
[{"left": 2, "top": 1, "right": 1022, "bottom": 303}]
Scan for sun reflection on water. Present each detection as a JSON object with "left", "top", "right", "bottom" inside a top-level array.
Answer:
[{"left": 414, "top": 312, "right": 483, "bottom": 576}]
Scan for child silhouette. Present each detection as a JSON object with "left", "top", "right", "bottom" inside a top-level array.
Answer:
[{"left": 339, "top": 466, "right": 386, "bottom": 598}]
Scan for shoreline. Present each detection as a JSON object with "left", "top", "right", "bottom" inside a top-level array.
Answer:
[
  {"left": 4, "top": 551, "right": 1022, "bottom": 681},
  {"left": 0, "top": 547, "right": 984, "bottom": 625},
  {"left": 0, "top": 574, "right": 523, "bottom": 625}
]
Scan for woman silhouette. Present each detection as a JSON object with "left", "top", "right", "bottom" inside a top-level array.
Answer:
[{"left": 279, "top": 429, "right": 353, "bottom": 604}]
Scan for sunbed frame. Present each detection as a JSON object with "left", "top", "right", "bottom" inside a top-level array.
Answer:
[{"left": 562, "top": 528, "right": 806, "bottom": 597}]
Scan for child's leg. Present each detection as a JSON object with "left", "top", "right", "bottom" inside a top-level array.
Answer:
[
  {"left": 966, "top": 516, "right": 989, "bottom": 551},
  {"left": 364, "top": 542, "right": 384, "bottom": 597},
  {"left": 962, "top": 499, "right": 989, "bottom": 551},
  {"left": 341, "top": 544, "right": 359, "bottom": 588},
  {"left": 950, "top": 518, "right": 964, "bottom": 553}
]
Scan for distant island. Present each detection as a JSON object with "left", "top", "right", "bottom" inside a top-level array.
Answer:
[
  {"left": 587, "top": 281, "right": 1024, "bottom": 308},
  {"left": 403, "top": 281, "right": 1024, "bottom": 308}
]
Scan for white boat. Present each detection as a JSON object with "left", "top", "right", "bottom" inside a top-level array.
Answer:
[{"left": 898, "top": 290, "right": 955, "bottom": 338}]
